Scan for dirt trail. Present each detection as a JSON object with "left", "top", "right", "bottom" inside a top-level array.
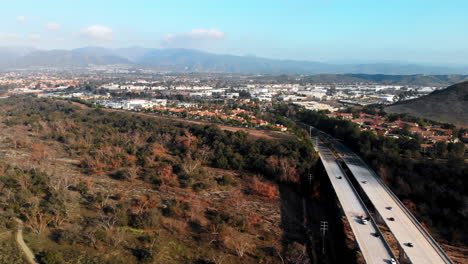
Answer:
[{"left": 13, "top": 218, "right": 38, "bottom": 264}]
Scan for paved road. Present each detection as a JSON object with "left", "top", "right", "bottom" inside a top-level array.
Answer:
[
  {"left": 326, "top": 137, "right": 453, "bottom": 264},
  {"left": 315, "top": 139, "right": 396, "bottom": 264}
]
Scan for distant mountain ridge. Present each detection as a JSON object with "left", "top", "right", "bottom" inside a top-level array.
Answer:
[
  {"left": 0, "top": 46, "right": 467, "bottom": 74},
  {"left": 385, "top": 81, "right": 468, "bottom": 126},
  {"left": 13, "top": 48, "right": 130, "bottom": 67},
  {"left": 0, "top": 46, "right": 39, "bottom": 67}
]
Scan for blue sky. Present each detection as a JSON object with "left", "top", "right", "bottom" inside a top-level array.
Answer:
[{"left": 1, "top": 0, "right": 467, "bottom": 64}]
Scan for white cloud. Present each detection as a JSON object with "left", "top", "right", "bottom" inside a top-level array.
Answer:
[
  {"left": 27, "top": 34, "right": 41, "bottom": 41},
  {"left": 0, "top": 33, "right": 40, "bottom": 45},
  {"left": 44, "top": 23, "right": 60, "bottom": 31},
  {"left": 0, "top": 33, "right": 22, "bottom": 41},
  {"left": 79, "top": 25, "right": 113, "bottom": 41},
  {"left": 187, "top": 29, "right": 225, "bottom": 39},
  {"left": 17, "top": 16, "right": 26, "bottom": 23},
  {"left": 162, "top": 29, "right": 225, "bottom": 49}
]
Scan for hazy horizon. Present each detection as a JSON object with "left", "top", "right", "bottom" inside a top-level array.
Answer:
[
  {"left": 2, "top": 45, "right": 468, "bottom": 68},
  {"left": 1, "top": 0, "right": 468, "bottom": 66}
]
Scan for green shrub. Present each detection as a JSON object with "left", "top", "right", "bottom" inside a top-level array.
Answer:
[{"left": 38, "top": 250, "right": 64, "bottom": 264}]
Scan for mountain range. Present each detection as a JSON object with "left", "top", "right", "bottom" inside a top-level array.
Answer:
[
  {"left": 386, "top": 81, "right": 468, "bottom": 126},
  {"left": 1, "top": 46, "right": 467, "bottom": 75}
]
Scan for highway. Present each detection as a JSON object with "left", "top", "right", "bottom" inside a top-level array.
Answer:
[
  {"left": 322, "top": 134, "right": 453, "bottom": 264},
  {"left": 315, "top": 138, "right": 396, "bottom": 264}
]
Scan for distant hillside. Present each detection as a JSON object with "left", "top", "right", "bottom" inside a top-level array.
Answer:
[
  {"left": 385, "top": 81, "right": 468, "bottom": 126},
  {"left": 136, "top": 48, "right": 330, "bottom": 73},
  {"left": 0, "top": 46, "right": 38, "bottom": 67},
  {"left": 344, "top": 74, "right": 468, "bottom": 86},
  {"left": 1, "top": 46, "right": 467, "bottom": 74},
  {"left": 136, "top": 49, "right": 465, "bottom": 75},
  {"left": 13, "top": 49, "right": 130, "bottom": 67},
  {"left": 301, "top": 74, "right": 468, "bottom": 86}
]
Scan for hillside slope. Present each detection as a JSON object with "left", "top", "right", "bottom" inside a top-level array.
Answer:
[
  {"left": 386, "top": 81, "right": 468, "bottom": 126},
  {"left": 0, "top": 97, "right": 320, "bottom": 263}
]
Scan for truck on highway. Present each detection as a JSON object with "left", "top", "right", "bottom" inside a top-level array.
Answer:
[{"left": 359, "top": 215, "right": 370, "bottom": 225}]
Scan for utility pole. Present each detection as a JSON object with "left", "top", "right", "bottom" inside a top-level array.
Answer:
[
  {"left": 320, "top": 221, "right": 328, "bottom": 255},
  {"left": 308, "top": 173, "right": 313, "bottom": 184}
]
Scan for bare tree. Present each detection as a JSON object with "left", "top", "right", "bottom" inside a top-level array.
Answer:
[
  {"left": 23, "top": 200, "right": 51, "bottom": 234},
  {"left": 197, "top": 145, "right": 211, "bottom": 163},
  {"left": 181, "top": 152, "right": 200, "bottom": 175},
  {"left": 83, "top": 227, "right": 99, "bottom": 249},
  {"left": 131, "top": 195, "right": 158, "bottom": 215},
  {"left": 95, "top": 191, "right": 111, "bottom": 210},
  {"left": 16, "top": 172, "right": 31, "bottom": 191},
  {"left": 98, "top": 210, "right": 117, "bottom": 231},
  {"left": 209, "top": 224, "right": 221, "bottom": 244},
  {"left": 49, "top": 174, "right": 75, "bottom": 194},
  {"left": 107, "top": 228, "right": 126, "bottom": 247},
  {"left": 275, "top": 247, "right": 285, "bottom": 264},
  {"left": 145, "top": 235, "right": 158, "bottom": 252},
  {"left": 211, "top": 255, "right": 226, "bottom": 264},
  {"left": 285, "top": 242, "right": 309, "bottom": 264},
  {"left": 230, "top": 236, "right": 250, "bottom": 257},
  {"left": 51, "top": 205, "right": 70, "bottom": 228},
  {"left": 127, "top": 165, "right": 139, "bottom": 182}
]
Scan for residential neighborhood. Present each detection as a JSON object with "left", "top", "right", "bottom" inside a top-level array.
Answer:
[{"left": 327, "top": 111, "right": 463, "bottom": 152}]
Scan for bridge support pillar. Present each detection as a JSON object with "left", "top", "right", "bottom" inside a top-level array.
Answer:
[{"left": 398, "top": 244, "right": 412, "bottom": 264}]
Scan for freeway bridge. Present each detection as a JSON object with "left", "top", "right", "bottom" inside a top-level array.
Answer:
[
  {"left": 315, "top": 138, "right": 396, "bottom": 263},
  {"left": 312, "top": 129, "right": 453, "bottom": 264}
]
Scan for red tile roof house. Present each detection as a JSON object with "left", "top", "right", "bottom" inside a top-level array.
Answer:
[
  {"left": 352, "top": 118, "right": 366, "bottom": 125},
  {"left": 430, "top": 127, "right": 453, "bottom": 136},
  {"left": 337, "top": 113, "right": 354, "bottom": 120},
  {"left": 359, "top": 113, "right": 376, "bottom": 119},
  {"left": 371, "top": 119, "right": 385, "bottom": 126},
  {"left": 408, "top": 126, "right": 427, "bottom": 136},
  {"left": 327, "top": 113, "right": 354, "bottom": 120},
  {"left": 387, "top": 120, "right": 419, "bottom": 129},
  {"left": 275, "top": 124, "right": 288, "bottom": 131},
  {"left": 428, "top": 135, "right": 451, "bottom": 143},
  {"left": 231, "top": 109, "right": 249, "bottom": 115},
  {"left": 419, "top": 130, "right": 435, "bottom": 139}
]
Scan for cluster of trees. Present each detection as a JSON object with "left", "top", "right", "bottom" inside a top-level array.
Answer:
[
  {"left": 286, "top": 106, "right": 467, "bottom": 246},
  {"left": 2, "top": 97, "right": 315, "bottom": 188},
  {"left": 0, "top": 84, "right": 16, "bottom": 95},
  {"left": 0, "top": 163, "right": 68, "bottom": 234}
]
